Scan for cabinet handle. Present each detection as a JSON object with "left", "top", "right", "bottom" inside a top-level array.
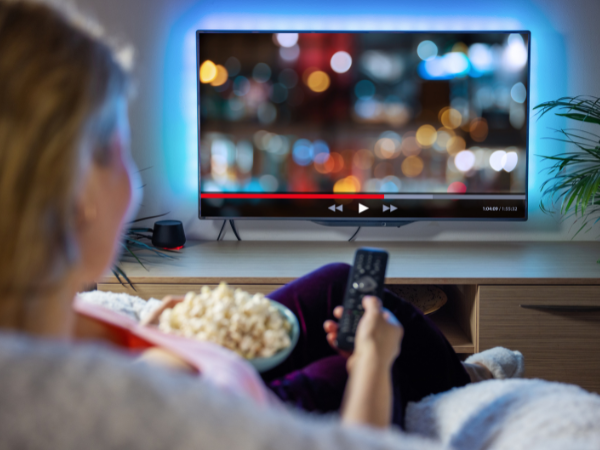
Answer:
[{"left": 520, "top": 304, "right": 600, "bottom": 312}]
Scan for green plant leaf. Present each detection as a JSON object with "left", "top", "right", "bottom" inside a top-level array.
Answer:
[
  {"left": 124, "top": 244, "right": 148, "bottom": 271},
  {"left": 555, "top": 113, "right": 600, "bottom": 125},
  {"left": 129, "top": 213, "right": 169, "bottom": 224},
  {"left": 112, "top": 266, "right": 136, "bottom": 291}
]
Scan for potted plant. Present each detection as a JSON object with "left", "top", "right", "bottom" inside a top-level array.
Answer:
[{"left": 535, "top": 96, "right": 600, "bottom": 240}]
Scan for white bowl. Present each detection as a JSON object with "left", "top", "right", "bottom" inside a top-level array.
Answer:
[{"left": 247, "top": 300, "right": 300, "bottom": 373}]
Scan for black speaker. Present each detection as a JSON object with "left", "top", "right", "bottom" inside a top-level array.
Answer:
[{"left": 152, "top": 220, "right": 186, "bottom": 250}]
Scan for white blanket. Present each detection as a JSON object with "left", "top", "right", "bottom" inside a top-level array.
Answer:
[{"left": 407, "top": 378, "right": 600, "bottom": 450}]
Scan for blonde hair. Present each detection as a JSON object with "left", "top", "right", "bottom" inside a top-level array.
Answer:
[{"left": 0, "top": 0, "right": 131, "bottom": 323}]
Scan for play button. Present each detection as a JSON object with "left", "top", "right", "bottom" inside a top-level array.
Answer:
[{"left": 358, "top": 203, "right": 369, "bottom": 213}]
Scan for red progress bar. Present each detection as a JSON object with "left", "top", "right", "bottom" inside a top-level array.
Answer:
[{"left": 202, "top": 193, "right": 385, "bottom": 199}]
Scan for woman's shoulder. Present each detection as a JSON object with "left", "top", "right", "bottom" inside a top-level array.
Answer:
[
  {"left": 0, "top": 331, "right": 142, "bottom": 388},
  {"left": 0, "top": 332, "right": 216, "bottom": 449}
]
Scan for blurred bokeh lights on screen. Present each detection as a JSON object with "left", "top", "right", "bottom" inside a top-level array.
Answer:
[
  {"left": 306, "top": 70, "right": 330, "bottom": 92},
  {"left": 274, "top": 33, "right": 299, "bottom": 48},
  {"left": 199, "top": 60, "right": 217, "bottom": 83},
  {"left": 199, "top": 32, "right": 529, "bottom": 196},
  {"left": 504, "top": 33, "right": 528, "bottom": 70},
  {"left": 417, "top": 40, "right": 438, "bottom": 61},
  {"left": 330, "top": 51, "right": 352, "bottom": 73},
  {"left": 210, "top": 65, "right": 228, "bottom": 86}
]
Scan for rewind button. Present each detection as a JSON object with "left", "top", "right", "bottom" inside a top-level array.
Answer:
[
  {"left": 383, "top": 204, "right": 397, "bottom": 212},
  {"left": 329, "top": 204, "right": 344, "bottom": 212}
]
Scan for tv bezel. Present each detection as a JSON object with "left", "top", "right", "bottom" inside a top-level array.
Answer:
[{"left": 196, "top": 30, "right": 531, "bottom": 224}]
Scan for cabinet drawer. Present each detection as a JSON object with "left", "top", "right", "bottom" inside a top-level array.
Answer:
[
  {"left": 96, "top": 283, "right": 282, "bottom": 300},
  {"left": 479, "top": 286, "right": 600, "bottom": 393}
]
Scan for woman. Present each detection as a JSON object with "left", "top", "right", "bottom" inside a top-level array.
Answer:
[
  {"left": 0, "top": 0, "right": 468, "bottom": 438},
  {"left": 1, "top": 1, "right": 599, "bottom": 449}
]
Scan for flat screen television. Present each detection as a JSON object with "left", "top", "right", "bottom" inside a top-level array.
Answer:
[{"left": 197, "top": 31, "right": 530, "bottom": 225}]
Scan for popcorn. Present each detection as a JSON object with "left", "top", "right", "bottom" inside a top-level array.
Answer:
[{"left": 158, "top": 283, "right": 292, "bottom": 359}]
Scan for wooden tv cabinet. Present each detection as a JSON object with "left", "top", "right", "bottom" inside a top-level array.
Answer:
[{"left": 98, "top": 241, "right": 600, "bottom": 393}]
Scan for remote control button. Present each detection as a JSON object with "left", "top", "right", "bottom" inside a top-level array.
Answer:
[{"left": 352, "top": 275, "right": 378, "bottom": 293}]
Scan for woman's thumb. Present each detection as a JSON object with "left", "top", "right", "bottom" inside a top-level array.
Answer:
[{"left": 362, "top": 295, "right": 382, "bottom": 312}]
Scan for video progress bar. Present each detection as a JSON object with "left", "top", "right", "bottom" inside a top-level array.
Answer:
[
  {"left": 202, "top": 194, "right": 384, "bottom": 199},
  {"left": 202, "top": 193, "right": 526, "bottom": 200}
]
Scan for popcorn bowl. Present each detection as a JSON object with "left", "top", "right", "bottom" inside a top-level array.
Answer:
[
  {"left": 248, "top": 300, "right": 300, "bottom": 373},
  {"left": 147, "top": 285, "right": 301, "bottom": 374}
]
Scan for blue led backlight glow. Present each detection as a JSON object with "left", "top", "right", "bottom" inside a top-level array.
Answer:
[{"left": 161, "top": 2, "right": 566, "bottom": 222}]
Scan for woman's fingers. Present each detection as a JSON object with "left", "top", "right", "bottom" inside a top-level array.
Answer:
[
  {"left": 326, "top": 331, "right": 338, "bottom": 348},
  {"left": 323, "top": 320, "right": 338, "bottom": 333},
  {"left": 326, "top": 332, "right": 352, "bottom": 359},
  {"left": 140, "top": 295, "right": 185, "bottom": 326},
  {"left": 324, "top": 320, "right": 353, "bottom": 358},
  {"left": 333, "top": 306, "right": 344, "bottom": 319}
]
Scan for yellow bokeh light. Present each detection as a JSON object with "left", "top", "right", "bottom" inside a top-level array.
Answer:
[
  {"left": 210, "top": 64, "right": 229, "bottom": 86},
  {"left": 348, "top": 175, "right": 361, "bottom": 191},
  {"left": 401, "top": 156, "right": 424, "bottom": 178},
  {"left": 438, "top": 107, "right": 449, "bottom": 122},
  {"left": 306, "top": 70, "right": 330, "bottom": 93},
  {"left": 333, "top": 175, "right": 361, "bottom": 193},
  {"left": 446, "top": 136, "right": 466, "bottom": 156},
  {"left": 416, "top": 124, "right": 437, "bottom": 148},
  {"left": 440, "top": 108, "right": 462, "bottom": 129},
  {"left": 353, "top": 149, "right": 375, "bottom": 170},
  {"left": 199, "top": 60, "right": 218, "bottom": 84}
]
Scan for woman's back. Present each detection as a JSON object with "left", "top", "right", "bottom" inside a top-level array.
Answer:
[
  {"left": 0, "top": 332, "right": 440, "bottom": 450},
  {"left": 3, "top": 331, "right": 600, "bottom": 450}
]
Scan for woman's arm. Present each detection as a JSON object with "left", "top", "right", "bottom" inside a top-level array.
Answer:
[
  {"left": 325, "top": 296, "right": 403, "bottom": 429},
  {"left": 341, "top": 348, "right": 394, "bottom": 428}
]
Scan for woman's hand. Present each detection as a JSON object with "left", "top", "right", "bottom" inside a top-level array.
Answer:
[
  {"left": 323, "top": 309, "right": 352, "bottom": 359},
  {"left": 140, "top": 295, "right": 184, "bottom": 326},
  {"left": 337, "top": 296, "right": 404, "bottom": 428},
  {"left": 350, "top": 296, "right": 403, "bottom": 371},
  {"left": 136, "top": 347, "right": 197, "bottom": 374},
  {"left": 323, "top": 296, "right": 404, "bottom": 370},
  {"left": 137, "top": 295, "right": 197, "bottom": 375}
]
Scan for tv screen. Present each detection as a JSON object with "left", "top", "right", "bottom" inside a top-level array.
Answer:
[{"left": 197, "top": 31, "right": 530, "bottom": 223}]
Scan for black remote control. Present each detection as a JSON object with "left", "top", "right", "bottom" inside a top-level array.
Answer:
[{"left": 336, "top": 248, "right": 389, "bottom": 352}]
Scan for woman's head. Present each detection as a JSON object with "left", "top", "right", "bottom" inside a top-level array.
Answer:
[{"left": 0, "top": 0, "right": 138, "bottom": 325}]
